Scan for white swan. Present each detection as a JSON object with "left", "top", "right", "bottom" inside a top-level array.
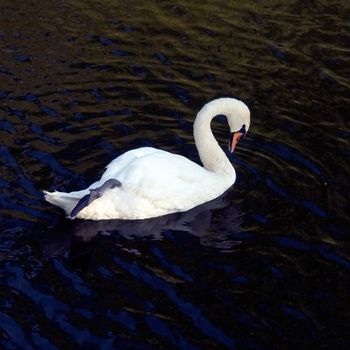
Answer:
[{"left": 44, "top": 97, "right": 250, "bottom": 220}]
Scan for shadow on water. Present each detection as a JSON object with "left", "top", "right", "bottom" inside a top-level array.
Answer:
[{"left": 43, "top": 190, "right": 243, "bottom": 261}]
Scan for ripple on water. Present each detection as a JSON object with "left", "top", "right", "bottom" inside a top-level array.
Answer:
[{"left": 0, "top": 0, "right": 349, "bottom": 349}]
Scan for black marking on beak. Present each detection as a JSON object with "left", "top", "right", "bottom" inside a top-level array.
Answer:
[
  {"left": 228, "top": 124, "right": 246, "bottom": 153},
  {"left": 239, "top": 124, "right": 246, "bottom": 138}
]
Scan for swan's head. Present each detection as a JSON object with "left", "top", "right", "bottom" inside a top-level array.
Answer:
[
  {"left": 226, "top": 99, "right": 250, "bottom": 153},
  {"left": 208, "top": 97, "right": 250, "bottom": 152},
  {"left": 195, "top": 97, "right": 250, "bottom": 153}
]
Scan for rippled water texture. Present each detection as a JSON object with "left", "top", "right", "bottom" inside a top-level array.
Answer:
[{"left": 1, "top": 1, "right": 349, "bottom": 349}]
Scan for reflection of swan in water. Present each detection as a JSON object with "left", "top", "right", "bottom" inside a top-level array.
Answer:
[
  {"left": 73, "top": 189, "right": 243, "bottom": 249},
  {"left": 42, "top": 190, "right": 244, "bottom": 258}
]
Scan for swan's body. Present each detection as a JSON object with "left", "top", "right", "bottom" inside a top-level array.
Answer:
[{"left": 44, "top": 98, "right": 250, "bottom": 220}]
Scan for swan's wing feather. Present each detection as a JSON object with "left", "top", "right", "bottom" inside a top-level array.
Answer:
[
  {"left": 102, "top": 147, "right": 159, "bottom": 180},
  {"left": 96, "top": 178, "right": 122, "bottom": 192},
  {"left": 118, "top": 152, "right": 213, "bottom": 201},
  {"left": 71, "top": 178, "right": 122, "bottom": 217},
  {"left": 71, "top": 194, "right": 91, "bottom": 218}
]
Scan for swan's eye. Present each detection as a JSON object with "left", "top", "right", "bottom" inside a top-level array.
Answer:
[{"left": 239, "top": 125, "right": 246, "bottom": 137}]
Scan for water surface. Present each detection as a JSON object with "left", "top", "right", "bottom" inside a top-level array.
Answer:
[{"left": 0, "top": 0, "right": 349, "bottom": 349}]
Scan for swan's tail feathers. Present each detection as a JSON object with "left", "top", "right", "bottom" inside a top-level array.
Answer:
[{"left": 43, "top": 190, "right": 81, "bottom": 216}]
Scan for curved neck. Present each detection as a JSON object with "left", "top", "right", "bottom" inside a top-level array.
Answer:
[{"left": 193, "top": 102, "right": 234, "bottom": 176}]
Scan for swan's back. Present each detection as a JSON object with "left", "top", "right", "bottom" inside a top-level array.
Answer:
[{"left": 101, "top": 147, "right": 159, "bottom": 181}]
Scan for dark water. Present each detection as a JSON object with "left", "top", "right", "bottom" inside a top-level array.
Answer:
[{"left": 1, "top": 0, "right": 349, "bottom": 349}]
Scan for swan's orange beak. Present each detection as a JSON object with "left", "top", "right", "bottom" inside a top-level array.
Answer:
[{"left": 229, "top": 132, "right": 242, "bottom": 153}]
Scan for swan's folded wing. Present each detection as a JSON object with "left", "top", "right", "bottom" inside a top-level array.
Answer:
[
  {"left": 102, "top": 147, "right": 159, "bottom": 181},
  {"left": 117, "top": 152, "right": 218, "bottom": 206}
]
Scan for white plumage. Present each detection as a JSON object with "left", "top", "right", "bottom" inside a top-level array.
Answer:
[{"left": 44, "top": 97, "right": 250, "bottom": 220}]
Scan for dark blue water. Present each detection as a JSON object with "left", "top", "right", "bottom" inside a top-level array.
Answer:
[{"left": 1, "top": 1, "right": 349, "bottom": 349}]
